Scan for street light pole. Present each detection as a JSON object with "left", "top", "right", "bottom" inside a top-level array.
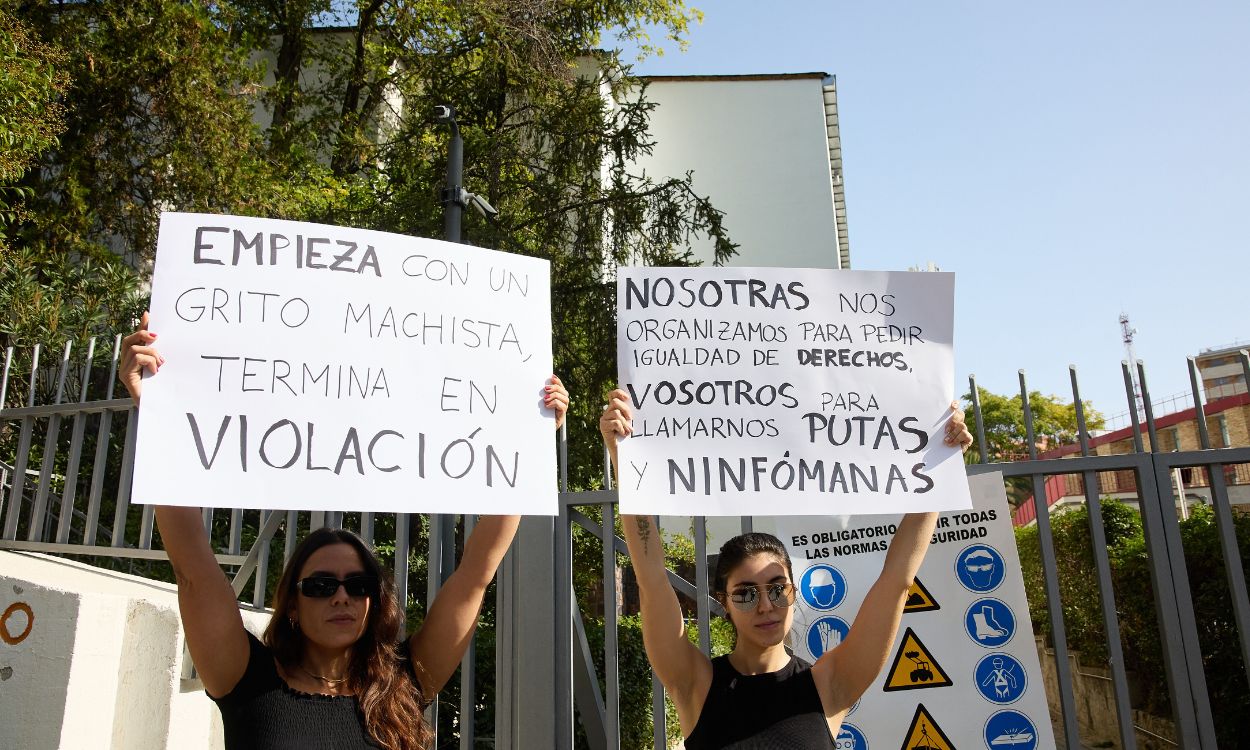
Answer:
[
  {"left": 436, "top": 104, "right": 464, "bottom": 244},
  {"left": 425, "top": 103, "right": 468, "bottom": 742},
  {"left": 429, "top": 106, "right": 467, "bottom": 599}
]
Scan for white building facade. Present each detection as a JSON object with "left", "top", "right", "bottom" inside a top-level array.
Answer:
[{"left": 626, "top": 72, "right": 850, "bottom": 270}]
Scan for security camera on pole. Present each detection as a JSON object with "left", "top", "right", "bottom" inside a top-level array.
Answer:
[{"left": 436, "top": 105, "right": 500, "bottom": 244}]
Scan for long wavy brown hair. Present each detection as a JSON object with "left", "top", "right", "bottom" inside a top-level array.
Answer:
[{"left": 265, "top": 528, "right": 431, "bottom": 750}]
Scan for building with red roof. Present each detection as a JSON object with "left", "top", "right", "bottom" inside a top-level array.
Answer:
[{"left": 1013, "top": 390, "right": 1250, "bottom": 527}]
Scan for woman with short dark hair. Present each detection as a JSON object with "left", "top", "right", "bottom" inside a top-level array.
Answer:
[{"left": 122, "top": 314, "right": 568, "bottom": 750}]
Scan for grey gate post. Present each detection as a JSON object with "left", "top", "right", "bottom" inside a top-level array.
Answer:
[{"left": 496, "top": 514, "right": 557, "bottom": 749}]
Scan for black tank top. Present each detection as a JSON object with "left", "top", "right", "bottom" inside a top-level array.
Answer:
[
  {"left": 683, "top": 652, "right": 836, "bottom": 750},
  {"left": 211, "top": 632, "right": 424, "bottom": 749}
]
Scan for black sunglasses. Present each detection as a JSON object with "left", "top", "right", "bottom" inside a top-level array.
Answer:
[
  {"left": 296, "top": 575, "right": 379, "bottom": 598},
  {"left": 728, "top": 583, "right": 796, "bottom": 612}
]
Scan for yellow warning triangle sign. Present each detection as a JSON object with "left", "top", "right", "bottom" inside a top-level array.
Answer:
[
  {"left": 883, "top": 628, "right": 953, "bottom": 692},
  {"left": 904, "top": 576, "right": 940, "bottom": 612},
  {"left": 898, "top": 703, "right": 957, "bottom": 750}
]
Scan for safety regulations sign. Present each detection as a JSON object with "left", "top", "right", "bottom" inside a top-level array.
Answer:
[{"left": 777, "top": 471, "right": 1055, "bottom": 750}]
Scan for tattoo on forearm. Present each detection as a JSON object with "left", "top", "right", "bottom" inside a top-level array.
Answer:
[{"left": 636, "top": 516, "right": 652, "bottom": 556}]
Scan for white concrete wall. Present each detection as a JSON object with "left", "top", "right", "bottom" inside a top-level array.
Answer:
[
  {"left": 626, "top": 75, "right": 842, "bottom": 270},
  {"left": 0, "top": 551, "right": 269, "bottom": 750}
]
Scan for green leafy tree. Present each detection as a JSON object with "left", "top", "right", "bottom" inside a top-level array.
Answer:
[
  {"left": 10, "top": 0, "right": 731, "bottom": 487},
  {"left": 2, "top": 0, "right": 335, "bottom": 399},
  {"left": 0, "top": 4, "right": 66, "bottom": 245},
  {"left": 8, "top": 4, "right": 731, "bottom": 745},
  {"left": 12, "top": 1, "right": 341, "bottom": 258},
  {"left": 964, "top": 386, "right": 1105, "bottom": 506},
  {"left": 278, "top": 0, "right": 733, "bottom": 485},
  {"left": 1112, "top": 503, "right": 1250, "bottom": 743},
  {"left": 0, "top": 7, "right": 143, "bottom": 502},
  {"left": 964, "top": 386, "right": 1106, "bottom": 463}
]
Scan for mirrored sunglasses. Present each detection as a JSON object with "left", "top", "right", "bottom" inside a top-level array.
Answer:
[
  {"left": 728, "top": 583, "right": 796, "bottom": 611},
  {"left": 297, "top": 575, "right": 379, "bottom": 598}
]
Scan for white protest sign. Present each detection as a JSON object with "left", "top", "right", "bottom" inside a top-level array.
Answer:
[
  {"left": 615, "top": 267, "right": 972, "bottom": 516},
  {"left": 132, "top": 212, "right": 555, "bottom": 514},
  {"left": 776, "top": 472, "right": 1055, "bottom": 750}
]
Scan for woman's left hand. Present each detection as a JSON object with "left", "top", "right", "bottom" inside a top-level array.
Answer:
[
  {"left": 945, "top": 401, "right": 974, "bottom": 453},
  {"left": 545, "top": 375, "right": 569, "bottom": 430}
]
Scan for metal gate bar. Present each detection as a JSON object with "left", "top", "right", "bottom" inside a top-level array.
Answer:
[
  {"left": 1018, "top": 370, "right": 1082, "bottom": 748},
  {"left": 1187, "top": 354, "right": 1250, "bottom": 693},
  {"left": 1072, "top": 364, "right": 1136, "bottom": 749},
  {"left": 1139, "top": 363, "right": 1216, "bottom": 747},
  {"left": 28, "top": 341, "right": 71, "bottom": 541},
  {"left": 602, "top": 446, "right": 621, "bottom": 750},
  {"left": 2, "top": 343, "right": 39, "bottom": 539},
  {"left": 555, "top": 422, "right": 575, "bottom": 750}
]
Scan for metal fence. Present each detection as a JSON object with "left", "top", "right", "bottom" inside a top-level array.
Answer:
[
  {"left": 0, "top": 341, "right": 463, "bottom": 738},
  {"left": 964, "top": 357, "right": 1250, "bottom": 750},
  {"left": 3, "top": 337, "right": 1250, "bottom": 749}
]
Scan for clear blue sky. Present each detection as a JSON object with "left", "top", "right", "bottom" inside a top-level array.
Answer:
[{"left": 618, "top": 0, "right": 1249, "bottom": 425}]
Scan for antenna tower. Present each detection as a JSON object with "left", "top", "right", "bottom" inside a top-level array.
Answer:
[{"left": 1120, "top": 313, "right": 1143, "bottom": 417}]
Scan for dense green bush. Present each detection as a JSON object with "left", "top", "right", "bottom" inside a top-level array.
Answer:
[
  {"left": 1016, "top": 500, "right": 1250, "bottom": 745},
  {"left": 1015, "top": 499, "right": 1141, "bottom": 665}
]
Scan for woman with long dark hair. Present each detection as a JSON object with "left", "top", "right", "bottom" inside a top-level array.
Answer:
[
  {"left": 599, "top": 388, "right": 972, "bottom": 748},
  {"left": 121, "top": 314, "right": 568, "bottom": 750}
]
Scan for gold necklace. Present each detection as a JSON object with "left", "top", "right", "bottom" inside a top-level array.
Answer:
[{"left": 298, "top": 663, "right": 348, "bottom": 686}]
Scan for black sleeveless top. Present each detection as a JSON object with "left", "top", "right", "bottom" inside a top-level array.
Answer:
[
  {"left": 683, "top": 652, "right": 836, "bottom": 750},
  {"left": 211, "top": 631, "right": 418, "bottom": 750}
]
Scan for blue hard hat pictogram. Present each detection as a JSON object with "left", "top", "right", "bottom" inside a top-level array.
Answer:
[{"left": 799, "top": 564, "right": 847, "bottom": 611}]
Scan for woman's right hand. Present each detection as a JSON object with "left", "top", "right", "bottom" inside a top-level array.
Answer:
[
  {"left": 598, "top": 388, "right": 633, "bottom": 462},
  {"left": 119, "top": 311, "right": 163, "bottom": 404},
  {"left": 599, "top": 388, "right": 633, "bottom": 440}
]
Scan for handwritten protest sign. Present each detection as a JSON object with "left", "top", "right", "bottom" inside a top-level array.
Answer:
[
  {"left": 615, "top": 266, "right": 971, "bottom": 516},
  {"left": 132, "top": 212, "right": 555, "bottom": 514}
]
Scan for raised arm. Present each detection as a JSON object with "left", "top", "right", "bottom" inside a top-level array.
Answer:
[
  {"left": 408, "top": 514, "right": 519, "bottom": 695},
  {"left": 817, "top": 511, "right": 938, "bottom": 713},
  {"left": 815, "top": 403, "right": 973, "bottom": 713},
  {"left": 408, "top": 376, "right": 568, "bottom": 695},
  {"left": 121, "top": 315, "right": 249, "bottom": 698},
  {"left": 601, "top": 389, "right": 711, "bottom": 723}
]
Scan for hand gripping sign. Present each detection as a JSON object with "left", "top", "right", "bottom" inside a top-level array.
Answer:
[
  {"left": 132, "top": 213, "right": 556, "bottom": 514},
  {"left": 615, "top": 266, "right": 972, "bottom": 516}
]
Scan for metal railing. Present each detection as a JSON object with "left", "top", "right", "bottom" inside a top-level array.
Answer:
[
  {"left": 5, "top": 336, "right": 1250, "bottom": 749},
  {"left": 0, "top": 341, "right": 458, "bottom": 738},
  {"left": 960, "top": 354, "right": 1250, "bottom": 750}
]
